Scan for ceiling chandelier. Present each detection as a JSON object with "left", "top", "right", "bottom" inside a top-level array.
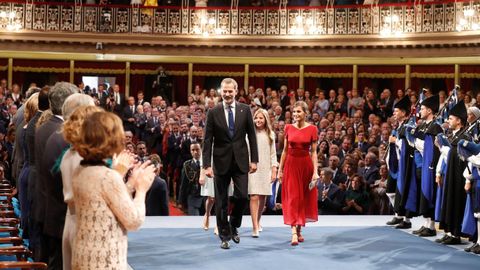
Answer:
[{"left": 0, "top": 10, "right": 21, "bottom": 31}]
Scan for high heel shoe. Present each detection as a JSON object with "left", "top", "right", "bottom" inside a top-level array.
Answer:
[
  {"left": 214, "top": 227, "right": 219, "bottom": 235},
  {"left": 296, "top": 226, "right": 304, "bottom": 243},
  {"left": 291, "top": 232, "right": 298, "bottom": 246},
  {"left": 203, "top": 215, "right": 209, "bottom": 231},
  {"left": 252, "top": 230, "right": 259, "bottom": 238}
]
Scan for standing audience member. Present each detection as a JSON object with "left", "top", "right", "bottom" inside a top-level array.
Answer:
[
  {"left": 146, "top": 154, "right": 169, "bottom": 216},
  {"left": 60, "top": 105, "right": 104, "bottom": 270},
  {"left": 179, "top": 143, "right": 204, "bottom": 215},
  {"left": 43, "top": 92, "right": 94, "bottom": 269},
  {"left": 72, "top": 111, "right": 154, "bottom": 269},
  {"left": 33, "top": 82, "right": 77, "bottom": 263}
]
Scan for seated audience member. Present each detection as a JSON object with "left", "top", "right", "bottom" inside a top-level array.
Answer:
[
  {"left": 264, "top": 181, "right": 282, "bottom": 215},
  {"left": 342, "top": 174, "right": 369, "bottom": 215},
  {"left": 318, "top": 167, "right": 345, "bottom": 215},
  {"left": 146, "top": 154, "right": 169, "bottom": 216},
  {"left": 329, "top": 155, "right": 347, "bottom": 185},
  {"left": 72, "top": 111, "right": 155, "bottom": 270},
  {"left": 370, "top": 163, "right": 390, "bottom": 215}
]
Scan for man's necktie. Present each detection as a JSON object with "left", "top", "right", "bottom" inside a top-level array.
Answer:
[{"left": 228, "top": 105, "right": 235, "bottom": 138}]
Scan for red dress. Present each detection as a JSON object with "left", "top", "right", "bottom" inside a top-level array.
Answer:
[{"left": 282, "top": 124, "right": 318, "bottom": 226}]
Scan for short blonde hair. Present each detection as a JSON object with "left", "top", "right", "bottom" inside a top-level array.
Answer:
[
  {"left": 63, "top": 105, "right": 103, "bottom": 147},
  {"left": 24, "top": 93, "right": 39, "bottom": 123},
  {"left": 294, "top": 101, "right": 309, "bottom": 114},
  {"left": 76, "top": 111, "right": 125, "bottom": 161}
]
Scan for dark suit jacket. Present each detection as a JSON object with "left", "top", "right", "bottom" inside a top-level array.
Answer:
[
  {"left": 202, "top": 102, "right": 258, "bottom": 175},
  {"left": 26, "top": 111, "right": 42, "bottom": 204},
  {"left": 332, "top": 170, "right": 347, "bottom": 185},
  {"left": 42, "top": 131, "right": 69, "bottom": 238},
  {"left": 354, "top": 141, "right": 371, "bottom": 153},
  {"left": 178, "top": 159, "right": 202, "bottom": 207},
  {"left": 146, "top": 176, "right": 169, "bottom": 216},
  {"left": 144, "top": 118, "right": 162, "bottom": 150},
  {"left": 361, "top": 166, "right": 380, "bottom": 186},
  {"left": 318, "top": 182, "right": 345, "bottom": 215},
  {"left": 122, "top": 105, "right": 136, "bottom": 132},
  {"left": 33, "top": 115, "right": 63, "bottom": 223}
]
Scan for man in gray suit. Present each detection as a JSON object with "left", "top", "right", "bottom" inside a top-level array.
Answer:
[{"left": 203, "top": 78, "right": 258, "bottom": 249}]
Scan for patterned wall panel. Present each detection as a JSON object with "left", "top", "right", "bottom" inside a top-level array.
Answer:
[{"left": 0, "top": 2, "right": 477, "bottom": 38}]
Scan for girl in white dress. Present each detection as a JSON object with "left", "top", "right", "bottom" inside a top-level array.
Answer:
[
  {"left": 248, "top": 109, "right": 278, "bottom": 237},
  {"left": 199, "top": 157, "right": 233, "bottom": 235}
]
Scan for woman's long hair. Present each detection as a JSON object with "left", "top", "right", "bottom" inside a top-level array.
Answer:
[{"left": 254, "top": 108, "right": 275, "bottom": 146}]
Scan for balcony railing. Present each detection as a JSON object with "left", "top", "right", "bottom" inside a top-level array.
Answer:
[{"left": 0, "top": 0, "right": 479, "bottom": 36}]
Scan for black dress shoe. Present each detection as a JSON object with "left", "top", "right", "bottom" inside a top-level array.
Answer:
[
  {"left": 412, "top": 226, "right": 426, "bottom": 235},
  {"left": 231, "top": 227, "right": 240, "bottom": 244},
  {"left": 418, "top": 228, "right": 436, "bottom": 237},
  {"left": 395, "top": 221, "right": 412, "bottom": 229},
  {"left": 464, "top": 243, "right": 479, "bottom": 252},
  {"left": 442, "top": 236, "right": 461, "bottom": 245},
  {"left": 220, "top": 241, "right": 230, "bottom": 249},
  {"left": 472, "top": 244, "right": 480, "bottom": 254},
  {"left": 434, "top": 234, "right": 450, "bottom": 243},
  {"left": 386, "top": 217, "right": 404, "bottom": 226}
]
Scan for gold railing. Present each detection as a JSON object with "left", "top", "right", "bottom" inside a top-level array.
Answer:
[{"left": 0, "top": 1, "right": 479, "bottom": 36}]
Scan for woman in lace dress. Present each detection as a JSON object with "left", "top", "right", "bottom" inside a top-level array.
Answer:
[
  {"left": 72, "top": 111, "right": 154, "bottom": 270},
  {"left": 248, "top": 109, "right": 278, "bottom": 237}
]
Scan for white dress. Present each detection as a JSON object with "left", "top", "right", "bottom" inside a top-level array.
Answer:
[
  {"left": 60, "top": 149, "right": 83, "bottom": 270},
  {"left": 248, "top": 131, "right": 278, "bottom": 195},
  {"left": 200, "top": 158, "right": 234, "bottom": 197}
]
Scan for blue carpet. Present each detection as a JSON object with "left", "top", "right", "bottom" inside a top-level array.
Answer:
[{"left": 127, "top": 226, "right": 479, "bottom": 270}]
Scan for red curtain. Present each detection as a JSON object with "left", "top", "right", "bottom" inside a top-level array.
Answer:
[
  {"left": 288, "top": 77, "right": 299, "bottom": 90},
  {"left": 249, "top": 76, "right": 265, "bottom": 90},
  {"left": 461, "top": 78, "right": 474, "bottom": 93},
  {"left": 358, "top": 65, "right": 405, "bottom": 74},
  {"left": 304, "top": 77, "right": 318, "bottom": 92},
  {"left": 411, "top": 65, "right": 455, "bottom": 73},
  {"left": 174, "top": 76, "right": 188, "bottom": 104},
  {"left": 193, "top": 76, "right": 205, "bottom": 90}
]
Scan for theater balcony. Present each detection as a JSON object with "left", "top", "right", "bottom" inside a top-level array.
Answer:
[{"left": 0, "top": 0, "right": 479, "bottom": 57}]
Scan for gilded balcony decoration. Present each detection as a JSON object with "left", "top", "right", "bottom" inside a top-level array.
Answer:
[{"left": 0, "top": 0, "right": 479, "bottom": 37}]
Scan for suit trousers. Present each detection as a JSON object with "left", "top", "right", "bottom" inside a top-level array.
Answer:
[
  {"left": 214, "top": 158, "right": 248, "bottom": 241},
  {"left": 46, "top": 235, "right": 62, "bottom": 270}
]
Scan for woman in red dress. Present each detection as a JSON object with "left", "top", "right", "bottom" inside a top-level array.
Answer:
[{"left": 278, "top": 101, "right": 319, "bottom": 246}]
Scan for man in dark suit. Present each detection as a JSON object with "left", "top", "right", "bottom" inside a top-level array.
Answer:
[
  {"left": 137, "top": 91, "right": 146, "bottom": 106},
  {"left": 361, "top": 152, "right": 380, "bottom": 187},
  {"left": 111, "top": 84, "right": 124, "bottom": 116},
  {"left": 329, "top": 156, "right": 347, "bottom": 185},
  {"left": 122, "top": 96, "right": 136, "bottom": 133},
  {"left": 203, "top": 78, "right": 258, "bottom": 249},
  {"left": 33, "top": 82, "right": 77, "bottom": 264},
  {"left": 146, "top": 154, "right": 169, "bottom": 216},
  {"left": 354, "top": 131, "right": 371, "bottom": 153},
  {"left": 144, "top": 108, "right": 163, "bottom": 154},
  {"left": 318, "top": 167, "right": 345, "bottom": 215},
  {"left": 43, "top": 93, "right": 92, "bottom": 269},
  {"left": 179, "top": 143, "right": 204, "bottom": 215},
  {"left": 26, "top": 89, "right": 49, "bottom": 256}
]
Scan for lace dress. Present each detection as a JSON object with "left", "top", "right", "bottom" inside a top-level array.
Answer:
[{"left": 72, "top": 165, "right": 145, "bottom": 270}]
